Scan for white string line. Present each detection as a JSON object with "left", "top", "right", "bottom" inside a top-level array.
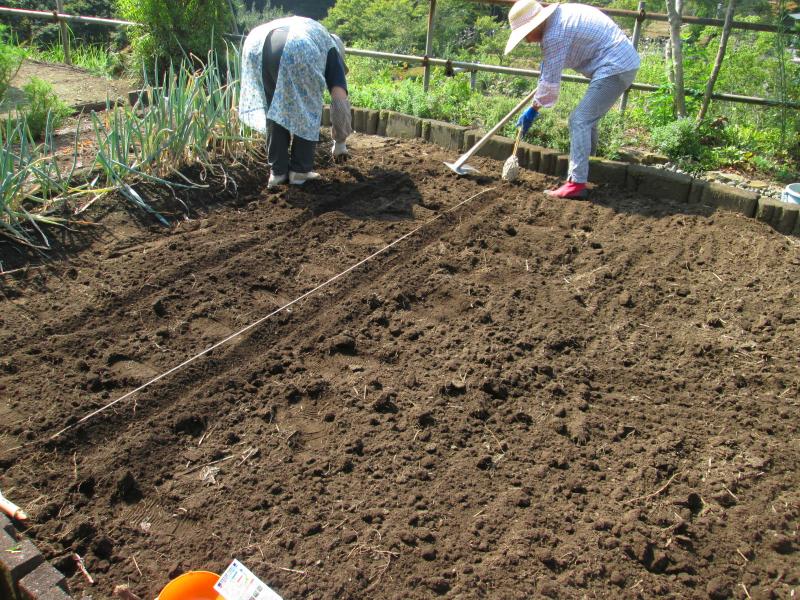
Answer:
[{"left": 50, "top": 187, "right": 497, "bottom": 440}]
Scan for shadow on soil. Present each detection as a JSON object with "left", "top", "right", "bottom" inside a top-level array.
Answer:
[{"left": 284, "top": 165, "right": 424, "bottom": 222}]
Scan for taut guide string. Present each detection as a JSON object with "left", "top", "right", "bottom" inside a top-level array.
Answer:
[{"left": 46, "top": 187, "right": 497, "bottom": 442}]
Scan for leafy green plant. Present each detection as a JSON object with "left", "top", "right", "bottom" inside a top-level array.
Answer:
[
  {"left": 0, "top": 24, "right": 25, "bottom": 102},
  {"left": 92, "top": 45, "right": 256, "bottom": 222},
  {"left": 0, "top": 115, "right": 82, "bottom": 248},
  {"left": 116, "top": 0, "right": 235, "bottom": 70},
  {"left": 651, "top": 118, "right": 705, "bottom": 160},
  {"left": 20, "top": 77, "right": 71, "bottom": 140}
]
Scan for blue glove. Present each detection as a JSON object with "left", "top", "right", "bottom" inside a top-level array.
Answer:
[{"left": 516, "top": 106, "right": 539, "bottom": 135}]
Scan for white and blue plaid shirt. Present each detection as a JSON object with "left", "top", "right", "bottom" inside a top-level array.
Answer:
[{"left": 535, "top": 4, "right": 640, "bottom": 108}]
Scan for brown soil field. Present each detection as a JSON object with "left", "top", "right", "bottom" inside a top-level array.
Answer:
[{"left": 1, "top": 133, "right": 799, "bottom": 600}]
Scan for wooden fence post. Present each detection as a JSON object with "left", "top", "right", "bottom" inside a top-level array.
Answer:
[
  {"left": 620, "top": 0, "right": 645, "bottom": 114},
  {"left": 423, "top": 0, "right": 437, "bottom": 93},
  {"left": 55, "top": 0, "right": 71, "bottom": 65}
]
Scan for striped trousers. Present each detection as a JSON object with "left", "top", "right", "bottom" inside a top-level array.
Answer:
[{"left": 568, "top": 68, "right": 638, "bottom": 183}]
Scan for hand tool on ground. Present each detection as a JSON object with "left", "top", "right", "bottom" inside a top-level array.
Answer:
[
  {"left": 0, "top": 487, "right": 29, "bottom": 522},
  {"left": 444, "top": 89, "right": 536, "bottom": 176},
  {"left": 502, "top": 127, "right": 523, "bottom": 182}
]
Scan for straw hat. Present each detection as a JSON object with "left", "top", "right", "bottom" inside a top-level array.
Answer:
[{"left": 504, "top": 0, "right": 558, "bottom": 55}]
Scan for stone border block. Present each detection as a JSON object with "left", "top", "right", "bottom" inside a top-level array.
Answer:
[
  {"left": 422, "top": 119, "right": 469, "bottom": 152},
  {"left": 321, "top": 105, "right": 331, "bottom": 127},
  {"left": 702, "top": 182, "right": 759, "bottom": 217},
  {"left": 18, "top": 563, "right": 70, "bottom": 600},
  {"left": 756, "top": 198, "right": 799, "bottom": 235},
  {"left": 377, "top": 110, "right": 389, "bottom": 136},
  {"left": 1, "top": 514, "right": 13, "bottom": 536},
  {"left": 588, "top": 158, "right": 627, "bottom": 187},
  {"left": 352, "top": 108, "right": 379, "bottom": 135},
  {"left": 555, "top": 155, "right": 569, "bottom": 178},
  {"left": 688, "top": 178, "right": 707, "bottom": 204},
  {"left": 463, "top": 130, "right": 482, "bottom": 150},
  {"left": 519, "top": 143, "right": 541, "bottom": 171},
  {"left": 384, "top": 111, "right": 422, "bottom": 139},
  {"left": 479, "top": 135, "right": 515, "bottom": 161},
  {"left": 460, "top": 131, "right": 516, "bottom": 162},
  {"left": 1, "top": 530, "right": 45, "bottom": 600},
  {"left": 539, "top": 149, "right": 559, "bottom": 175},
  {"left": 627, "top": 164, "right": 692, "bottom": 203}
]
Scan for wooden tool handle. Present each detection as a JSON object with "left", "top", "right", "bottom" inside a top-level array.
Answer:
[
  {"left": 0, "top": 489, "right": 29, "bottom": 522},
  {"left": 511, "top": 127, "right": 523, "bottom": 157}
]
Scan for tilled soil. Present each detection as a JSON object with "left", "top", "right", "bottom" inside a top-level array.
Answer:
[{"left": 1, "top": 133, "right": 799, "bottom": 600}]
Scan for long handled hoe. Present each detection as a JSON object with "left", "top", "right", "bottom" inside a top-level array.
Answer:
[{"left": 444, "top": 89, "right": 537, "bottom": 176}]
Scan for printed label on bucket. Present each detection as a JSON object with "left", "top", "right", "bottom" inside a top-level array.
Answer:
[{"left": 215, "top": 560, "right": 283, "bottom": 600}]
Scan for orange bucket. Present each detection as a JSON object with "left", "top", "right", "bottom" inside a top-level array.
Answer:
[{"left": 158, "top": 571, "right": 223, "bottom": 600}]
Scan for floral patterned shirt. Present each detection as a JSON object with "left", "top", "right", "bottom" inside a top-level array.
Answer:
[{"left": 239, "top": 17, "right": 335, "bottom": 141}]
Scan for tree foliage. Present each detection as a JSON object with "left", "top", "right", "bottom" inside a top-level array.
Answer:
[
  {"left": 1, "top": 0, "right": 117, "bottom": 44},
  {"left": 323, "top": 0, "right": 490, "bottom": 55},
  {"left": 115, "top": 0, "right": 234, "bottom": 69}
]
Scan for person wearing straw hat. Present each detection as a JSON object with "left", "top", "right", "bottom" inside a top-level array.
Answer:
[
  {"left": 505, "top": 0, "right": 640, "bottom": 199},
  {"left": 239, "top": 17, "right": 353, "bottom": 189}
]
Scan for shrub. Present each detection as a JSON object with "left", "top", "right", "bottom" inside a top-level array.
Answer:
[
  {"left": 116, "top": 0, "right": 235, "bottom": 70},
  {"left": 0, "top": 24, "right": 25, "bottom": 101},
  {"left": 650, "top": 118, "right": 705, "bottom": 161},
  {"left": 233, "top": 0, "right": 288, "bottom": 34},
  {"left": 20, "top": 77, "right": 71, "bottom": 140}
]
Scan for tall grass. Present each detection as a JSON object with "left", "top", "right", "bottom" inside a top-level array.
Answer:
[{"left": 25, "top": 43, "right": 121, "bottom": 78}]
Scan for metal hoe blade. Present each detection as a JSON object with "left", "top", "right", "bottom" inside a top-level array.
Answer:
[
  {"left": 444, "top": 161, "right": 480, "bottom": 176},
  {"left": 442, "top": 88, "right": 537, "bottom": 178}
]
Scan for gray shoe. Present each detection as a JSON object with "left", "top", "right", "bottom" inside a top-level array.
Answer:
[
  {"left": 289, "top": 171, "right": 322, "bottom": 186},
  {"left": 267, "top": 173, "right": 287, "bottom": 189}
]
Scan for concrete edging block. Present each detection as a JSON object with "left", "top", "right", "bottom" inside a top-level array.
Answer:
[
  {"left": 0, "top": 530, "right": 45, "bottom": 600},
  {"left": 588, "top": 157, "right": 627, "bottom": 187},
  {"left": 463, "top": 129, "right": 483, "bottom": 153},
  {"left": 688, "top": 178, "right": 707, "bottom": 204},
  {"left": 352, "top": 108, "right": 379, "bottom": 135},
  {"left": 539, "top": 149, "right": 559, "bottom": 175},
  {"left": 18, "top": 563, "right": 70, "bottom": 600},
  {"left": 377, "top": 110, "right": 389, "bottom": 136},
  {"left": 479, "top": 135, "right": 515, "bottom": 161},
  {"left": 627, "top": 164, "right": 692, "bottom": 203},
  {"left": 384, "top": 111, "right": 422, "bottom": 139},
  {"left": 321, "top": 105, "right": 331, "bottom": 127},
  {"left": 519, "top": 143, "right": 541, "bottom": 171},
  {"left": 555, "top": 154, "right": 569, "bottom": 178},
  {"left": 702, "top": 182, "right": 759, "bottom": 218},
  {"left": 756, "top": 197, "right": 799, "bottom": 235},
  {"left": 422, "top": 119, "right": 469, "bottom": 152}
]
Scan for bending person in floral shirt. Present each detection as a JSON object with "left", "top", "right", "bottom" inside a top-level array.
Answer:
[
  {"left": 505, "top": 0, "right": 640, "bottom": 199},
  {"left": 240, "top": 17, "right": 353, "bottom": 189}
]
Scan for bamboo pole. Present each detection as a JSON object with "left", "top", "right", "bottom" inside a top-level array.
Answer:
[
  {"left": 0, "top": 6, "right": 140, "bottom": 27},
  {"left": 464, "top": 0, "right": 784, "bottom": 33},
  {"left": 423, "top": 0, "right": 437, "bottom": 93},
  {"left": 620, "top": 0, "right": 646, "bottom": 114},
  {"left": 55, "top": 0, "right": 70, "bottom": 65}
]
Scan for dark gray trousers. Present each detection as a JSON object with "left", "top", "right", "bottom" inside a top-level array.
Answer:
[{"left": 263, "top": 27, "right": 316, "bottom": 175}]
